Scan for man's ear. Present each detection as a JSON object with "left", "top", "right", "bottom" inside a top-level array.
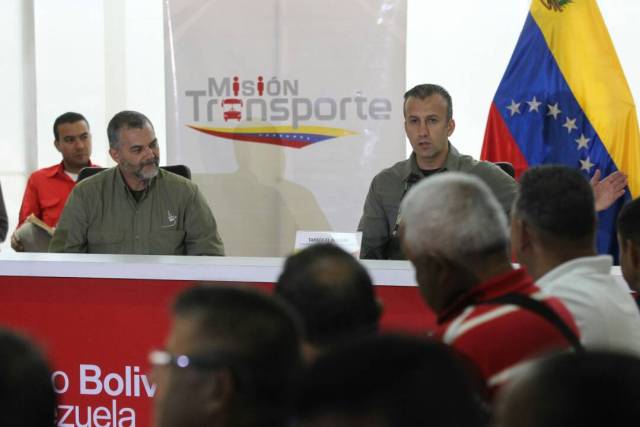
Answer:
[
  {"left": 511, "top": 218, "right": 532, "bottom": 258},
  {"left": 627, "top": 239, "right": 640, "bottom": 269},
  {"left": 447, "top": 118, "right": 456, "bottom": 137},
  {"left": 54, "top": 139, "right": 62, "bottom": 153},
  {"left": 201, "top": 368, "right": 235, "bottom": 416},
  {"left": 109, "top": 147, "right": 120, "bottom": 163}
]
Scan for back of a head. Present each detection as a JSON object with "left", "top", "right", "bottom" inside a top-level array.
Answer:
[
  {"left": 617, "top": 197, "right": 640, "bottom": 245},
  {"left": 173, "top": 285, "right": 303, "bottom": 423},
  {"left": 275, "top": 244, "right": 380, "bottom": 350},
  {"left": 292, "top": 334, "right": 484, "bottom": 427},
  {"left": 400, "top": 172, "right": 509, "bottom": 264},
  {"left": 0, "top": 328, "right": 56, "bottom": 427},
  {"left": 496, "top": 351, "right": 640, "bottom": 427},
  {"left": 515, "top": 165, "right": 595, "bottom": 246}
]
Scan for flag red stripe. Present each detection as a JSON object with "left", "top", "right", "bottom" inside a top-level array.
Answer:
[{"left": 481, "top": 102, "right": 529, "bottom": 179}]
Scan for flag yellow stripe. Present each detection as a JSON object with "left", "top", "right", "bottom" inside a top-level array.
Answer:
[
  {"left": 189, "top": 124, "right": 357, "bottom": 138},
  {"left": 531, "top": 0, "right": 640, "bottom": 197}
]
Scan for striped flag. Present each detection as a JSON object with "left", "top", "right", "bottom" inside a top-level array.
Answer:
[{"left": 481, "top": 0, "right": 640, "bottom": 258}]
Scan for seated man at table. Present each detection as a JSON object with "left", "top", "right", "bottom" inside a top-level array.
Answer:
[
  {"left": 12, "top": 112, "right": 96, "bottom": 252},
  {"left": 151, "top": 285, "right": 303, "bottom": 427},
  {"left": 49, "top": 110, "right": 224, "bottom": 255},
  {"left": 400, "top": 172, "right": 578, "bottom": 397}
]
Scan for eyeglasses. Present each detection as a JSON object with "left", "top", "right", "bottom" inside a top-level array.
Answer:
[{"left": 148, "top": 349, "right": 235, "bottom": 371}]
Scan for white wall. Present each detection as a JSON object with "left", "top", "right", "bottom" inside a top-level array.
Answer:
[
  {"left": 0, "top": 0, "right": 166, "bottom": 252},
  {"left": 407, "top": 0, "right": 640, "bottom": 158},
  {"left": 1, "top": 0, "right": 638, "bottom": 252}
]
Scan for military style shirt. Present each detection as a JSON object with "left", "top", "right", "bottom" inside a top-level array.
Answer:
[
  {"left": 357, "top": 143, "right": 517, "bottom": 259},
  {"left": 49, "top": 167, "right": 224, "bottom": 255}
]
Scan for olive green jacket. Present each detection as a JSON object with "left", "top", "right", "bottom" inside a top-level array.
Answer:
[
  {"left": 49, "top": 167, "right": 224, "bottom": 255},
  {"left": 357, "top": 143, "right": 517, "bottom": 259}
]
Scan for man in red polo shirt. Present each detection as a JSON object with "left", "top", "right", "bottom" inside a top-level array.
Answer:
[
  {"left": 400, "top": 172, "right": 578, "bottom": 398},
  {"left": 11, "top": 112, "right": 95, "bottom": 251}
]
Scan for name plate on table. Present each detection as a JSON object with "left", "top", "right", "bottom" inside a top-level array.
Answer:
[{"left": 295, "top": 231, "right": 362, "bottom": 257}]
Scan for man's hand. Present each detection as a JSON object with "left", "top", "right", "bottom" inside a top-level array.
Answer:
[
  {"left": 591, "top": 169, "right": 627, "bottom": 212},
  {"left": 10, "top": 232, "right": 24, "bottom": 252}
]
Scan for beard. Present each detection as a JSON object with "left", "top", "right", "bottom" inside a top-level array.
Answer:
[{"left": 133, "top": 157, "right": 160, "bottom": 181}]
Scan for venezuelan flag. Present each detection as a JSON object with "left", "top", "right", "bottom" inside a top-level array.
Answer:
[{"left": 481, "top": 0, "right": 640, "bottom": 258}]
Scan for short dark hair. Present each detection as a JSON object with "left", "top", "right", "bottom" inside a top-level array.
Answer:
[
  {"left": 275, "top": 244, "right": 380, "bottom": 349},
  {"left": 499, "top": 351, "right": 640, "bottom": 427},
  {"left": 0, "top": 328, "right": 56, "bottom": 427},
  {"left": 618, "top": 197, "right": 640, "bottom": 245},
  {"left": 173, "top": 285, "right": 303, "bottom": 426},
  {"left": 53, "top": 112, "right": 89, "bottom": 140},
  {"left": 107, "top": 110, "right": 154, "bottom": 149},
  {"left": 403, "top": 83, "right": 453, "bottom": 120},
  {"left": 515, "top": 165, "right": 595, "bottom": 243},
  {"left": 293, "top": 334, "right": 484, "bottom": 427}
]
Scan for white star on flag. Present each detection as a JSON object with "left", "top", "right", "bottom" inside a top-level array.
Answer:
[
  {"left": 547, "top": 103, "right": 562, "bottom": 120},
  {"left": 563, "top": 117, "right": 578, "bottom": 133},
  {"left": 579, "top": 157, "right": 595, "bottom": 172},
  {"left": 527, "top": 96, "right": 542, "bottom": 112},
  {"left": 507, "top": 100, "right": 521, "bottom": 116},
  {"left": 575, "top": 134, "right": 590, "bottom": 150}
]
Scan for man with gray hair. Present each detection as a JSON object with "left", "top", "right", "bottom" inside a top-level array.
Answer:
[
  {"left": 400, "top": 172, "right": 577, "bottom": 397},
  {"left": 50, "top": 110, "right": 224, "bottom": 255}
]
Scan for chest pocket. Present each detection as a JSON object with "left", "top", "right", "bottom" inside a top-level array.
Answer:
[
  {"left": 87, "top": 231, "right": 125, "bottom": 254},
  {"left": 149, "top": 230, "right": 186, "bottom": 255}
]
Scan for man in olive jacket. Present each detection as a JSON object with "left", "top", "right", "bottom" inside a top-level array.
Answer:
[{"left": 49, "top": 110, "right": 224, "bottom": 256}]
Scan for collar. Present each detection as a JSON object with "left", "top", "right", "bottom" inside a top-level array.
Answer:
[
  {"left": 45, "top": 160, "right": 96, "bottom": 179},
  {"left": 115, "top": 166, "right": 159, "bottom": 194},
  {"left": 537, "top": 255, "right": 613, "bottom": 287},
  {"left": 437, "top": 267, "right": 533, "bottom": 324},
  {"left": 401, "top": 142, "right": 462, "bottom": 183}
]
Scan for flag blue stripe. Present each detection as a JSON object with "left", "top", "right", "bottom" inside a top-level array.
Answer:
[{"left": 493, "top": 13, "right": 629, "bottom": 256}]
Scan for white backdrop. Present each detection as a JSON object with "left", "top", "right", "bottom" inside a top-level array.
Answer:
[
  {"left": 164, "top": 0, "right": 406, "bottom": 256},
  {"left": 1, "top": 0, "right": 638, "bottom": 254}
]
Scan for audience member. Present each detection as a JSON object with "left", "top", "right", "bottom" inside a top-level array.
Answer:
[
  {"left": 275, "top": 244, "right": 381, "bottom": 360},
  {"left": 617, "top": 197, "right": 640, "bottom": 304},
  {"left": 49, "top": 110, "right": 224, "bottom": 255},
  {"left": 358, "top": 83, "right": 516, "bottom": 259},
  {"left": 0, "top": 181, "right": 7, "bottom": 242},
  {"left": 0, "top": 328, "right": 56, "bottom": 427},
  {"left": 400, "top": 172, "right": 577, "bottom": 396},
  {"left": 495, "top": 351, "right": 640, "bottom": 427},
  {"left": 151, "top": 285, "right": 303, "bottom": 427},
  {"left": 12, "top": 112, "right": 95, "bottom": 251},
  {"left": 292, "top": 333, "right": 484, "bottom": 427},
  {"left": 512, "top": 165, "right": 640, "bottom": 354}
]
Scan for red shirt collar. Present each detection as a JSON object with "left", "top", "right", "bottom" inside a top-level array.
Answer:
[
  {"left": 437, "top": 268, "right": 534, "bottom": 324},
  {"left": 45, "top": 160, "right": 96, "bottom": 179}
]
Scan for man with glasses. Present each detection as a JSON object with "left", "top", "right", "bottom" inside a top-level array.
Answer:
[{"left": 150, "top": 285, "right": 303, "bottom": 427}]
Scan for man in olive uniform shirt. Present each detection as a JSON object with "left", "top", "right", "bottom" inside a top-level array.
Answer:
[
  {"left": 358, "top": 84, "right": 517, "bottom": 259},
  {"left": 49, "top": 110, "right": 224, "bottom": 255}
]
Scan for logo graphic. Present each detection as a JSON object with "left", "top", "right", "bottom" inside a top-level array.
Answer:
[
  {"left": 184, "top": 75, "right": 392, "bottom": 148},
  {"left": 162, "top": 210, "right": 177, "bottom": 228},
  {"left": 540, "top": 0, "right": 572, "bottom": 12},
  {"left": 188, "top": 124, "right": 357, "bottom": 149}
]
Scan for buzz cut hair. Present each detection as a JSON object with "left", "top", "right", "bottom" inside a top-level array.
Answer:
[{"left": 403, "top": 84, "right": 453, "bottom": 120}]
